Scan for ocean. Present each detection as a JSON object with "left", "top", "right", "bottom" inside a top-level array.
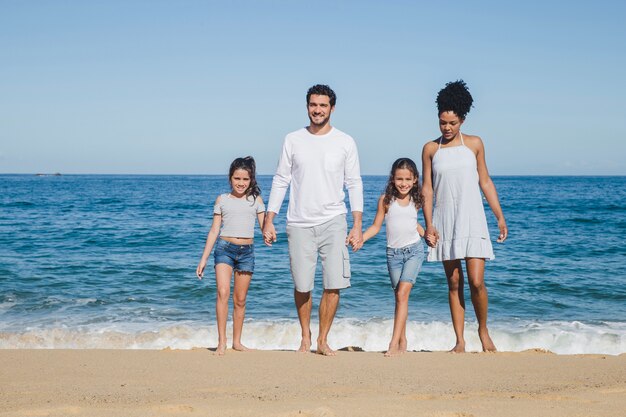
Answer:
[{"left": 1, "top": 175, "right": 625, "bottom": 354}]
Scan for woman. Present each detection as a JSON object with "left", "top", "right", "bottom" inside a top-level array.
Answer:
[{"left": 421, "top": 80, "right": 508, "bottom": 352}]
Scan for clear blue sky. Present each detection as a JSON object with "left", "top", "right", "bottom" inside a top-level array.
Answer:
[{"left": 1, "top": 0, "right": 625, "bottom": 175}]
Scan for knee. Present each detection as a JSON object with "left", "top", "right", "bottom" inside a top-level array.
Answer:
[
  {"left": 233, "top": 295, "right": 247, "bottom": 310},
  {"left": 448, "top": 279, "right": 462, "bottom": 293},
  {"left": 294, "top": 290, "right": 312, "bottom": 302},
  {"left": 468, "top": 278, "right": 486, "bottom": 293},
  {"left": 217, "top": 288, "right": 230, "bottom": 301},
  {"left": 395, "top": 287, "right": 411, "bottom": 302},
  {"left": 324, "top": 289, "right": 340, "bottom": 300}
]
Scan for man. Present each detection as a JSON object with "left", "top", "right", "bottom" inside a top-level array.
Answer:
[{"left": 263, "top": 84, "right": 363, "bottom": 356}]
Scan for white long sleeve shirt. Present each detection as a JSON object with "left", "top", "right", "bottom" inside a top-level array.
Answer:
[{"left": 267, "top": 127, "right": 363, "bottom": 227}]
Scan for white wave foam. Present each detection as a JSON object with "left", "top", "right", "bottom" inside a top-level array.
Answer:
[
  {"left": 0, "top": 301, "right": 17, "bottom": 313},
  {"left": 74, "top": 298, "right": 98, "bottom": 306},
  {"left": 0, "top": 292, "right": 17, "bottom": 309},
  {"left": 1, "top": 319, "right": 625, "bottom": 354}
]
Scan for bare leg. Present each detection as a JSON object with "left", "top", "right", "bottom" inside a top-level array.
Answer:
[
  {"left": 443, "top": 260, "right": 466, "bottom": 353},
  {"left": 294, "top": 289, "right": 312, "bottom": 353},
  {"left": 466, "top": 258, "right": 497, "bottom": 352},
  {"left": 385, "top": 282, "right": 412, "bottom": 357},
  {"left": 232, "top": 271, "right": 253, "bottom": 351},
  {"left": 399, "top": 319, "right": 408, "bottom": 353},
  {"left": 214, "top": 264, "right": 233, "bottom": 355},
  {"left": 317, "top": 289, "right": 340, "bottom": 356}
]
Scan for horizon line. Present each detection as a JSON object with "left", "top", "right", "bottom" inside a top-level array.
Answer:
[{"left": 2, "top": 173, "right": 625, "bottom": 178}]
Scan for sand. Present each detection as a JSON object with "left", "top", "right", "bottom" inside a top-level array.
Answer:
[{"left": 0, "top": 348, "right": 624, "bottom": 417}]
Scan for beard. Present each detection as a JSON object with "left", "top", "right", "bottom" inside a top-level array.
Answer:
[{"left": 309, "top": 113, "right": 330, "bottom": 127}]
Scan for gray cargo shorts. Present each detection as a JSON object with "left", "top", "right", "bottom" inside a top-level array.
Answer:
[{"left": 286, "top": 214, "right": 351, "bottom": 292}]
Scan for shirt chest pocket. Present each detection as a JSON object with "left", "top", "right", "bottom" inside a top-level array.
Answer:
[{"left": 323, "top": 152, "right": 344, "bottom": 172}]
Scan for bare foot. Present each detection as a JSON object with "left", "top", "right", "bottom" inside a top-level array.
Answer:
[
  {"left": 297, "top": 331, "right": 312, "bottom": 353},
  {"left": 384, "top": 347, "right": 402, "bottom": 357},
  {"left": 214, "top": 344, "right": 226, "bottom": 356},
  {"left": 297, "top": 338, "right": 312, "bottom": 353},
  {"left": 316, "top": 342, "right": 336, "bottom": 356},
  {"left": 449, "top": 342, "right": 466, "bottom": 353},
  {"left": 479, "top": 329, "right": 497, "bottom": 352},
  {"left": 232, "top": 343, "right": 253, "bottom": 352},
  {"left": 384, "top": 341, "right": 404, "bottom": 357}
]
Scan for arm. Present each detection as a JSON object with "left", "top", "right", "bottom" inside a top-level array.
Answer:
[
  {"left": 361, "top": 195, "right": 386, "bottom": 244},
  {"left": 256, "top": 196, "right": 266, "bottom": 237},
  {"left": 263, "top": 137, "right": 292, "bottom": 246},
  {"left": 473, "top": 136, "right": 508, "bottom": 243},
  {"left": 421, "top": 142, "right": 438, "bottom": 247},
  {"left": 266, "top": 137, "right": 292, "bottom": 215},
  {"left": 262, "top": 211, "right": 277, "bottom": 246},
  {"left": 345, "top": 138, "right": 364, "bottom": 251},
  {"left": 196, "top": 196, "right": 222, "bottom": 279},
  {"left": 347, "top": 211, "right": 363, "bottom": 252},
  {"left": 417, "top": 222, "right": 425, "bottom": 238}
]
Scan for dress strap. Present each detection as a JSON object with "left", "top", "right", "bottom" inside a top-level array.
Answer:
[
  {"left": 460, "top": 132, "right": 465, "bottom": 146},
  {"left": 437, "top": 136, "right": 443, "bottom": 149}
]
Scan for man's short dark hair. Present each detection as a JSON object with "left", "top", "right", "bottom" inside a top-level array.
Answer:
[{"left": 306, "top": 84, "right": 336, "bottom": 107}]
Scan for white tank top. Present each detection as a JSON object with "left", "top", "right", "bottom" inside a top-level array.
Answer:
[{"left": 385, "top": 198, "right": 421, "bottom": 249}]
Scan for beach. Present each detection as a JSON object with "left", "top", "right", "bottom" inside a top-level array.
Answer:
[
  {"left": 1, "top": 175, "right": 625, "bottom": 416},
  {"left": 1, "top": 349, "right": 624, "bottom": 417}
]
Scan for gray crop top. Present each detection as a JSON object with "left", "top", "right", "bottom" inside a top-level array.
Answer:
[{"left": 214, "top": 193, "right": 265, "bottom": 238}]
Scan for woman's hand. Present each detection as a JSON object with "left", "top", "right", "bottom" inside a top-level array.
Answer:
[
  {"left": 496, "top": 219, "right": 508, "bottom": 243},
  {"left": 425, "top": 225, "right": 439, "bottom": 248}
]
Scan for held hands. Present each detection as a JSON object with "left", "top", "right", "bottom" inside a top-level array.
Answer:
[
  {"left": 496, "top": 219, "right": 508, "bottom": 243},
  {"left": 346, "top": 227, "right": 363, "bottom": 252},
  {"left": 262, "top": 221, "right": 277, "bottom": 247},
  {"left": 424, "top": 225, "right": 439, "bottom": 248}
]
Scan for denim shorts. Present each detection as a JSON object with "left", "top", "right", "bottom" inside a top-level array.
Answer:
[
  {"left": 214, "top": 238, "right": 255, "bottom": 273},
  {"left": 386, "top": 241, "right": 424, "bottom": 289}
]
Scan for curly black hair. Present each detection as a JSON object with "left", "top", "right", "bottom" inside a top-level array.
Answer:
[
  {"left": 383, "top": 158, "right": 423, "bottom": 213},
  {"left": 228, "top": 156, "right": 261, "bottom": 201},
  {"left": 436, "top": 80, "right": 473, "bottom": 119},
  {"left": 306, "top": 84, "right": 336, "bottom": 107}
]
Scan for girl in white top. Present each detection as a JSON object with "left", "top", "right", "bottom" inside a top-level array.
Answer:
[
  {"left": 421, "top": 80, "right": 508, "bottom": 353},
  {"left": 196, "top": 157, "right": 265, "bottom": 355},
  {"left": 359, "top": 158, "right": 429, "bottom": 356}
]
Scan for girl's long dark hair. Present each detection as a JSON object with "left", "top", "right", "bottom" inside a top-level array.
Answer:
[
  {"left": 383, "top": 158, "right": 423, "bottom": 212},
  {"left": 228, "top": 156, "right": 261, "bottom": 201}
]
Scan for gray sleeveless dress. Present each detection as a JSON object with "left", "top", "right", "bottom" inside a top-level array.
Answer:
[{"left": 427, "top": 133, "right": 494, "bottom": 262}]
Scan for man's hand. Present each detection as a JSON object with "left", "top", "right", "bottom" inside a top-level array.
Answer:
[
  {"left": 346, "top": 226, "right": 363, "bottom": 252},
  {"left": 262, "top": 213, "right": 277, "bottom": 246},
  {"left": 346, "top": 211, "right": 363, "bottom": 251}
]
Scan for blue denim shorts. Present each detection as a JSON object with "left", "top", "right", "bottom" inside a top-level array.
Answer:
[
  {"left": 386, "top": 241, "right": 424, "bottom": 289},
  {"left": 214, "top": 239, "right": 255, "bottom": 273}
]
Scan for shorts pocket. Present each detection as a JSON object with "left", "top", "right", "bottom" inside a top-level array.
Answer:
[{"left": 342, "top": 245, "right": 351, "bottom": 279}]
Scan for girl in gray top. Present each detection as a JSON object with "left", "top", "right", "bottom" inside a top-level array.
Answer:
[{"left": 196, "top": 156, "right": 265, "bottom": 355}]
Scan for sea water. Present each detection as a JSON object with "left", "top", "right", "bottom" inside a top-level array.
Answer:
[{"left": 1, "top": 175, "right": 625, "bottom": 354}]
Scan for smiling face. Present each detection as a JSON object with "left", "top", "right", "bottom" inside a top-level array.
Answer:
[
  {"left": 393, "top": 168, "right": 417, "bottom": 197},
  {"left": 438, "top": 111, "right": 464, "bottom": 140},
  {"left": 307, "top": 94, "right": 334, "bottom": 127},
  {"left": 230, "top": 168, "right": 251, "bottom": 197}
]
